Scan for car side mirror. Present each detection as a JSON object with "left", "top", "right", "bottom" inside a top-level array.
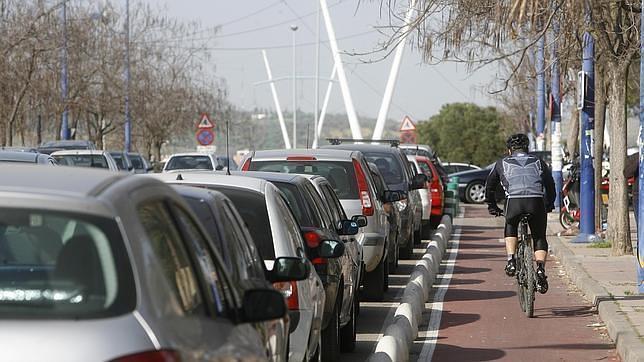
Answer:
[
  {"left": 268, "top": 257, "right": 311, "bottom": 283},
  {"left": 351, "top": 215, "right": 368, "bottom": 227},
  {"left": 382, "top": 190, "right": 402, "bottom": 203},
  {"left": 319, "top": 240, "right": 344, "bottom": 258},
  {"left": 215, "top": 165, "right": 224, "bottom": 171},
  {"left": 241, "top": 288, "right": 286, "bottom": 323},
  {"left": 338, "top": 219, "right": 359, "bottom": 236},
  {"left": 410, "top": 174, "right": 428, "bottom": 190}
]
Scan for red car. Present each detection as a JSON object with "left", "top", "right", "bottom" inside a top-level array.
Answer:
[{"left": 415, "top": 155, "right": 445, "bottom": 228}]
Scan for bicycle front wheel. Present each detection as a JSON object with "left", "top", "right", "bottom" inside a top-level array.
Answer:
[{"left": 522, "top": 238, "right": 535, "bottom": 318}]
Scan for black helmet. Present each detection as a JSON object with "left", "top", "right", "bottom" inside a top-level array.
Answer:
[{"left": 506, "top": 133, "right": 530, "bottom": 151}]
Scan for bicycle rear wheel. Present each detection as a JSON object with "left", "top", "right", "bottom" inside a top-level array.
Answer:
[
  {"left": 516, "top": 243, "right": 527, "bottom": 313},
  {"left": 522, "top": 237, "right": 535, "bottom": 318}
]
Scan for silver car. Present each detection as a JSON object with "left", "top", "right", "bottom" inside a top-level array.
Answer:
[
  {"left": 0, "top": 165, "right": 288, "bottom": 361},
  {"left": 146, "top": 172, "right": 326, "bottom": 362},
  {"left": 240, "top": 149, "right": 396, "bottom": 301}
]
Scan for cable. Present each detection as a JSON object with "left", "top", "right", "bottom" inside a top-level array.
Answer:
[{"left": 219, "top": 0, "right": 284, "bottom": 27}]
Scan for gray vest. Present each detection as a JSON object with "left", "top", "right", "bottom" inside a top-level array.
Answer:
[{"left": 501, "top": 153, "right": 545, "bottom": 198}]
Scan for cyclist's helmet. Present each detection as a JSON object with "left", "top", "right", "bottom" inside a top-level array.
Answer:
[{"left": 506, "top": 133, "right": 530, "bottom": 151}]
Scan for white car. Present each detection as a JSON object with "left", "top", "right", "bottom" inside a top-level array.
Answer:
[
  {"left": 51, "top": 150, "right": 119, "bottom": 171},
  {"left": 407, "top": 155, "right": 432, "bottom": 230},
  {"left": 163, "top": 152, "right": 238, "bottom": 172},
  {"left": 146, "top": 172, "right": 326, "bottom": 362},
  {"left": 442, "top": 162, "right": 481, "bottom": 175}
]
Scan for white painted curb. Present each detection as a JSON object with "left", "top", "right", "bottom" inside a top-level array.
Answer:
[{"left": 368, "top": 214, "right": 453, "bottom": 362}]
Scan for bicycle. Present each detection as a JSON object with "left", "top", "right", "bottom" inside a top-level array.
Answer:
[{"left": 515, "top": 214, "right": 536, "bottom": 318}]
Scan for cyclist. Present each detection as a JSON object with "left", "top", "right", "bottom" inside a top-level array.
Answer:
[{"left": 485, "top": 133, "right": 556, "bottom": 294}]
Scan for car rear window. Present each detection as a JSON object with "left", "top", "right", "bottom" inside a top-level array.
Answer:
[
  {"left": 249, "top": 160, "right": 359, "bottom": 199},
  {"left": 202, "top": 186, "right": 276, "bottom": 260},
  {"left": 271, "top": 182, "right": 312, "bottom": 227},
  {"left": 417, "top": 161, "right": 434, "bottom": 178},
  {"left": 53, "top": 155, "right": 108, "bottom": 169},
  {"left": 363, "top": 152, "right": 405, "bottom": 185},
  {"left": 0, "top": 209, "right": 135, "bottom": 319},
  {"left": 166, "top": 156, "right": 213, "bottom": 171}
]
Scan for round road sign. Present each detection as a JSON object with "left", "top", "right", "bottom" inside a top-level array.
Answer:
[{"left": 196, "top": 128, "right": 215, "bottom": 146}]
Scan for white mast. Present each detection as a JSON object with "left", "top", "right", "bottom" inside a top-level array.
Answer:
[
  {"left": 261, "top": 50, "right": 291, "bottom": 149},
  {"left": 312, "top": 63, "right": 338, "bottom": 149}
]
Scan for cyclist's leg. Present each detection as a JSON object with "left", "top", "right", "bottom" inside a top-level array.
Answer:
[
  {"left": 528, "top": 198, "right": 549, "bottom": 293},
  {"left": 504, "top": 199, "right": 520, "bottom": 276}
]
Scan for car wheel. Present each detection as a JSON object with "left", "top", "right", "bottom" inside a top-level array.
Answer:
[
  {"left": 421, "top": 220, "right": 433, "bottom": 239},
  {"left": 321, "top": 299, "right": 341, "bottom": 361},
  {"left": 309, "top": 330, "right": 322, "bottom": 362},
  {"left": 339, "top": 295, "right": 357, "bottom": 352},
  {"left": 388, "top": 238, "right": 399, "bottom": 272},
  {"left": 399, "top": 230, "right": 414, "bottom": 259},
  {"left": 465, "top": 181, "right": 486, "bottom": 204},
  {"left": 414, "top": 222, "right": 423, "bottom": 245},
  {"left": 362, "top": 259, "right": 385, "bottom": 301}
]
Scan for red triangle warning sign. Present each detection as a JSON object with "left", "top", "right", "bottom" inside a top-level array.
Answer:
[
  {"left": 399, "top": 116, "right": 416, "bottom": 131},
  {"left": 198, "top": 113, "right": 214, "bottom": 129}
]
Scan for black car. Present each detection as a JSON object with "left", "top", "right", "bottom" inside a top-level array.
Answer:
[
  {"left": 450, "top": 164, "right": 505, "bottom": 204},
  {"left": 240, "top": 171, "right": 358, "bottom": 359}
]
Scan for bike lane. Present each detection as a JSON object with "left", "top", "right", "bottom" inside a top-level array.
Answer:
[{"left": 414, "top": 204, "right": 619, "bottom": 361}]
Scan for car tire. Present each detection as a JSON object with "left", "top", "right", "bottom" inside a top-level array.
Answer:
[
  {"left": 339, "top": 295, "right": 357, "bottom": 352},
  {"left": 362, "top": 259, "right": 385, "bottom": 301},
  {"left": 388, "top": 238, "right": 399, "bottom": 272},
  {"left": 309, "top": 330, "right": 322, "bottom": 362},
  {"left": 421, "top": 220, "right": 433, "bottom": 239},
  {"left": 465, "top": 181, "right": 486, "bottom": 204},
  {"left": 321, "top": 298, "right": 341, "bottom": 361},
  {"left": 399, "top": 230, "right": 414, "bottom": 259},
  {"left": 414, "top": 222, "right": 423, "bottom": 245}
]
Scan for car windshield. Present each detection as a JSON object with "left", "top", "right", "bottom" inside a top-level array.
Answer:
[
  {"left": 166, "top": 156, "right": 213, "bottom": 171},
  {"left": 363, "top": 152, "right": 404, "bottom": 185},
  {"left": 249, "top": 160, "right": 359, "bottom": 199},
  {"left": 129, "top": 155, "right": 144, "bottom": 169},
  {"left": 53, "top": 154, "right": 108, "bottom": 169},
  {"left": 202, "top": 186, "right": 276, "bottom": 260},
  {"left": 0, "top": 208, "right": 134, "bottom": 319},
  {"left": 110, "top": 154, "right": 127, "bottom": 170}
]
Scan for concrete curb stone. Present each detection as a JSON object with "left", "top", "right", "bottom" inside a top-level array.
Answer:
[
  {"left": 548, "top": 230, "right": 644, "bottom": 362},
  {"left": 368, "top": 214, "right": 453, "bottom": 362}
]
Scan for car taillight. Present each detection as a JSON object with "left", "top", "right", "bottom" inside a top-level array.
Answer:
[
  {"left": 430, "top": 179, "right": 441, "bottom": 193},
  {"left": 311, "top": 257, "right": 327, "bottom": 265},
  {"left": 352, "top": 159, "right": 374, "bottom": 216},
  {"left": 241, "top": 159, "right": 251, "bottom": 171},
  {"left": 303, "top": 230, "right": 322, "bottom": 248},
  {"left": 110, "top": 350, "right": 181, "bottom": 362},
  {"left": 273, "top": 281, "right": 299, "bottom": 310}
]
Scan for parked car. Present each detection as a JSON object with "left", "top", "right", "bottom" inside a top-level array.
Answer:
[
  {"left": 414, "top": 155, "right": 445, "bottom": 228},
  {"left": 242, "top": 171, "right": 361, "bottom": 357},
  {"left": 172, "top": 185, "right": 311, "bottom": 361},
  {"left": 0, "top": 150, "right": 57, "bottom": 165},
  {"left": 109, "top": 151, "right": 134, "bottom": 172},
  {"left": 400, "top": 144, "right": 450, "bottom": 185},
  {"left": 51, "top": 150, "right": 119, "bottom": 171},
  {"left": 127, "top": 152, "right": 153, "bottom": 173},
  {"left": 442, "top": 162, "right": 481, "bottom": 175},
  {"left": 407, "top": 155, "right": 433, "bottom": 237},
  {"left": 145, "top": 172, "right": 326, "bottom": 362},
  {"left": 37, "top": 140, "right": 96, "bottom": 154},
  {"left": 323, "top": 143, "right": 427, "bottom": 259},
  {"left": 0, "top": 165, "right": 288, "bottom": 361},
  {"left": 163, "top": 153, "right": 238, "bottom": 172},
  {"left": 451, "top": 163, "right": 504, "bottom": 204},
  {"left": 240, "top": 148, "right": 393, "bottom": 300}
]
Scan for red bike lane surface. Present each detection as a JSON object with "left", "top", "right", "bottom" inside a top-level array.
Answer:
[{"left": 426, "top": 205, "right": 619, "bottom": 362}]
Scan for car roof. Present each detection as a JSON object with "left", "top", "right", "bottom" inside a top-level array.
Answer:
[
  {"left": 50, "top": 150, "right": 107, "bottom": 155},
  {"left": 0, "top": 151, "right": 41, "bottom": 162},
  {"left": 168, "top": 152, "right": 214, "bottom": 157},
  {"left": 41, "top": 140, "right": 93, "bottom": 146},
  {"left": 171, "top": 184, "right": 227, "bottom": 204},
  {"left": 235, "top": 170, "right": 308, "bottom": 185},
  {"left": 0, "top": 164, "right": 126, "bottom": 197},
  {"left": 323, "top": 143, "right": 401, "bottom": 153},
  {"left": 145, "top": 172, "right": 269, "bottom": 193},
  {"left": 250, "top": 148, "right": 358, "bottom": 160}
]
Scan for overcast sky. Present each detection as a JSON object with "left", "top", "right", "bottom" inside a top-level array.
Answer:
[{"left": 142, "top": 0, "right": 499, "bottom": 125}]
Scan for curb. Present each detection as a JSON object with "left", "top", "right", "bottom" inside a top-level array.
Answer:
[
  {"left": 368, "top": 214, "right": 453, "bottom": 362},
  {"left": 548, "top": 229, "right": 644, "bottom": 362}
]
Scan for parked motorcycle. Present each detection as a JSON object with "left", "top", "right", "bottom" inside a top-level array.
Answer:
[{"left": 560, "top": 161, "right": 580, "bottom": 229}]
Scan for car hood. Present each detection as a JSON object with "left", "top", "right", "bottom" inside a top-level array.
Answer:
[{"left": 449, "top": 167, "right": 493, "bottom": 180}]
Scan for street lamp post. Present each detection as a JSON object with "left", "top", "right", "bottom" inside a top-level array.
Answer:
[
  {"left": 124, "top": 0, "right": 131, "bottom": 152},
  {"left": 551, "top": 14, "right": 563, "bottom": 212},
  {"left": 60, "top": 0, "right": 69, "bottom": 140},
  {"left": 536, "top": 31, "right": 546, "bottom": 151},
  {"left": 637, "top": 0, "right": 644, "bottom": 293},
  {"left": 290, "top": 24, "right": 298, "bottom": 149}
]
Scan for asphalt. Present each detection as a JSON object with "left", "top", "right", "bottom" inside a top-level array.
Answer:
[{"left": 414, "top": 204, "right": 620, "bottom": 361}]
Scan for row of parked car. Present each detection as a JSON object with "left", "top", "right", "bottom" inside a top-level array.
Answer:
[{"left": 0, "top": 139, "right": 450, "bottom": 361}]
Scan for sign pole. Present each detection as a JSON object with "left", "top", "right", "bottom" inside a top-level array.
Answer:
[{"left": 637, "top": 0, "right": 644, "bottom": 293}]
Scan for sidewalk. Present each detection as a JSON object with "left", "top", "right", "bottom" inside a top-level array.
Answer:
[{"left": 547, "top": 212, "right": 644, "bottom": 362}]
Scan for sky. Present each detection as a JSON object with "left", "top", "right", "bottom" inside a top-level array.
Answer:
[{"left": 141, "top": 0, "right": 500, "bottom": 126}]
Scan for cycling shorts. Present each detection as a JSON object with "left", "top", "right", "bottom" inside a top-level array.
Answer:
[{"left": 504, "top": 197, "right": 548, "bottom": 252}]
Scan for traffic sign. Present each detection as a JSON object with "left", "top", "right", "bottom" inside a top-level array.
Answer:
[
  {"left": 400, "top": 131, "right": 416, "bottom": 144},
  {"left": 196, "top": 128, "right": 215, "bottom": 146},
  {"left": 198, "top": 113, "right": 214, "bottom": 129},
  {"left": 400, "top": 116, "right": 416, "bottom": 131}
]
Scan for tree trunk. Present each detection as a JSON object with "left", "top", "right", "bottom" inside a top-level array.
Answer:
[
  {"left": 154, "top": 140, "right": 163, "bottom": 172},
  {"left": 594, "top": 64, "right": 607, "bottom": 231},
  {"left": 567, "top": 97, "right": 580, "bottom": 157},
  {"left": 606, "top": 62, "right": 632, "bottom": 255},
  {"left": 36, "top": 114, "right": 41, "bottom": 146}
]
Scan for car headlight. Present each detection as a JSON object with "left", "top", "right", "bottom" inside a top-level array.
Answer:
[{"left": 395, "top": 199, "right": 408, "bottom": 212}]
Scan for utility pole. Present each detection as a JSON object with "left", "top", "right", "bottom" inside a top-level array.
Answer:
[
  {"left": 124, "top": 0, "right": 131, "bottom": 152},
  {"left": 573, "top": 3, "right": 598, "bottom": 243},
  {"left": 551, "top": 12, "right": 563, "bottom": 212},
  {"left": 314, "top": 2, "right": 320, "bottom": 150},
  {"left": 536, "top": 30, "right": 546, "bottom": 151},
  {"left": 291, "top": 24, "right": 298, "bottom": 148},
  {"left": 60, "top": 0, "right": 69, "bottom": 140},
  {"left": 637, "top": 0, "right": 644, "bottom": 293}
]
